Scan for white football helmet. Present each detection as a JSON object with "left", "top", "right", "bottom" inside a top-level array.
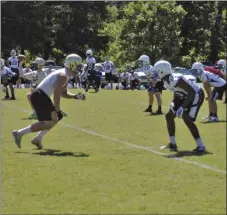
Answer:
[
  {"left": 10, "top": 49, "right": 16, "bottom": 57},
  {"left": 64, "top": 54, "right": 82, "bottom": 71},
  {"left": 34, "top": 57, "right": 45, "bottom": 69},
  {"left": 153, "top": 60, "right": 172, "bottom": 79},
  {"left": 1, "top": 59, "right": 5, "bottom": 68},
  {"left": 138, "top": 55, "right": 150, "bottom": 66},
  {"left": 86, "top": 49, "right": 93, "bottom": 57},
  {"left": 217, "top": 59, "right": 226, "bottom": 69},
  {"left": 191, "top": 62, "right": 204, "bottom": 77}
]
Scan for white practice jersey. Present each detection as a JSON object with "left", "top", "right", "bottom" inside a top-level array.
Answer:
[
  {"left": 129, "top": 73, "right": 139, "bottom": 81},
  {"left": 86, "top": 57, "right": 96, "bottom": 71},
  {"left": 120, "top": 72, "right": 130, "bottom": 81},
  {"left": 135, "top": 65, "right": 156, "bottom": 82},
  {"left": 103, "top": 60, "right": 115, "bottom": 73},
  {"left": 200, "top": 71, "right": 226, "bottom": 88},
  {"left": 164, "top": 74, "right": 201, "bottom": 97},
  {"left": 8, "top": 56, "right": 19, "bottom": 69},
  {"left": 1, "top": 66, "right": 15, "bottom": 76},
  {"left": 23, "top": 68, "right": 32, "bottom": 74},
  {"left": 21, "top": 69, "right": 48, "bottom": 85},
  {"left": 37, "top": 68, "right": 69, "bottom": 97}
]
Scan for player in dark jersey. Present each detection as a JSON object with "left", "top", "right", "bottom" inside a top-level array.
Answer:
[{"left": 153, "top": 60, "right": 206, "bottom": 153}]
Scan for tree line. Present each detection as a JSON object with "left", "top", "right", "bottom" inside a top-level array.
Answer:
[{"left": 1, "top": 1, "right": 226, "bottom": 69}]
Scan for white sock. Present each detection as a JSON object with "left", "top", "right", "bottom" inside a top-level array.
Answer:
[
  {"left": 195, "top": 137, "right": 205, "bottom": 148},
  {"left": 34, "top": 130, "right": 49, "bottom": 141},
  {"left": 18, "top": 126, "right": 32, "bottom": 135},
  {"left": 169, "top": 136, "right": 176, "bottom": 144}
]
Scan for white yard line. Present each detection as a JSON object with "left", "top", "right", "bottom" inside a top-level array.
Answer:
[{"left": 2, "top": 103, "right": 226, "bottom": 175}]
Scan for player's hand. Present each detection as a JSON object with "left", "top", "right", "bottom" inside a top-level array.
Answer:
[
  {"left": 176, "top": 107, "right": 184, "bottom": 118},
  {"left": 74, "top": 93, "right": 86, "bottom": 100},
  {"left": 57, "top": 110, "right": 64, "bottom": 121}
]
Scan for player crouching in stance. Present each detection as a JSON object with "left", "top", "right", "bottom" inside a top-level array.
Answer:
[
  {"left": 12, "top": 54, "right": 86, "bottom": 149},
  {"left": 153, "top": 60, "right": 206, "bottom": 153},
  {"left": 191, "top": 62, "right": 227, "bottom": 122}
]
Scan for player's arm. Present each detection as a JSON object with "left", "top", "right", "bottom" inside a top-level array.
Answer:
[
  {"left": 203, "top": 81, "right": 212, "bottom": 99},
  {"left": 61, "top": 80, "right": 86, "bottom": 100},
  {"left": 61, "top": 84, "right": 76, "bottom": 99},
  {"left": 53, "top": 75, "right": 68, "bottom": 111},
  {"left": 200, "top": 74, "right": 212, "bottom": 99},
  {"left": 20, "top": 71, "right": 35, "bottom": 81},
  {"left": 175, "top": 77, "right": 196, "bottom": 108}
]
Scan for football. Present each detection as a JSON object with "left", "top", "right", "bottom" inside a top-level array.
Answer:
[{"left": 17, "top": 54, "right": 26, "bottom": 62}]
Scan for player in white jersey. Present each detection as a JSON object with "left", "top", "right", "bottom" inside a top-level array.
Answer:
[
  {"left": 118, "top": 65, "right": 130, "bottom": 89},
  {"left": 18, "top": 58, "right": 48, "bottom": 119},
  {"left": 217, "top": 59, "right": 227, "bottom": 103},
  {"left": 1, "top": 58, "right": 16, "bottom": 99},
  {"left": 85, "top": 49, "right": 96, "bottom": 92},
  {"left": 191, "top": 62, "right": 227, "bottom": 121},
  {"left": 1, "top": 58, "right": 19, "bottom": 100},
  {"left": 12, "top": 54, "right": 86, "bottom": 149},
  {"left": 136, "top": 55, "right": 163, "bottom": 114},
  {"left": 153, "top": 60, "right": 206, "bottom": 153},
  {"left": 103, "top": 56, "right": 116, "bottom": 90}
]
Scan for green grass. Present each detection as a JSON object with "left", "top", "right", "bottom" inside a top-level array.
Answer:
[{"left": 2, "top": 88, "right": 226, "bottom": 214}]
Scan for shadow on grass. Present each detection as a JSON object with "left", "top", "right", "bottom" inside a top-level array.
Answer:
[
  {"left": 20, "top": 118, "right": 33, "bottom": 120},
  {"left": 144, "top": 113, "right": 165, "bottom": 117},
  {"left": 200, "top": 120, "right": 227, "bottom": 124},
  {"left": 164, "top": 150, "right": 212, "bottom": 158},
  {"left": 16, "top": 149, "right": 89, "bottom": 158}
]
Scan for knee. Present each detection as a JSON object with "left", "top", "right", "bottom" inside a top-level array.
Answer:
[{"left": 182, "top": 112, "right": 192, "bottom": 124}]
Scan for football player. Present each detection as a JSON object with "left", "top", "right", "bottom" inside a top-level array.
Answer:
[
  {"left": 103, "top": 56, "right": 116, "bottom": 90},
  {"left": 94, "top": 63, "right": 104, "bottom": 92},
  {"left": 153, "top": 60, "right": 206, "bottom": 153},
  {"left": 1, "top": 58, "right": 17, "bottom": 99},
  {"left": 136, "top": 55, "right": 163, "bottom": 115},
  {"left": 216, "top": 59, "right": 227, "bottom": 103},
  {"left": 85, "top": 49, "right": 96, "bottom": 92},
  {"left": 118, "top": 66, "right": 130, "bottom": 90},
  {"left": 12, "top": 54, "right": 86, "bottom": 149},
  {"left": 191, "top": 62, "right": 227, "bottom": 121}
]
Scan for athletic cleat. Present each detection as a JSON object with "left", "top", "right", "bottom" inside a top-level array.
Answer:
[
  {"left": 160, "top": 143, "right": 178, "bottom": 152},
  {"left": 31, "top": 139, "right": 43, "bottom": 149},
  {"left": 143, "top": 107, "right": 152, "bottom": 113},
  {"left": 28, "top": 113, "right": 38, "bottom": 120},
  {"left": 202, "top": 116, "right": 212, "bottom": 120},
  {"left": 2, "top": 96, "right": 10, "bottom": 100},
  {"left": 151, "top": 110, "right": 163, "bottom": 115},
  {"left": 211, "top": 116, "right": 219, "bottom": 122},
  {"left": 12, "top": 130, "right": 22, "bottom": 148},
  {"left": 192, "top": 146, "right": 206, "bottom": 153},
  {"left": 10, "top": 96, "right": 16, "bottom": 100}
]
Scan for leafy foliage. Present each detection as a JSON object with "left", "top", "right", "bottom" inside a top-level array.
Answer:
[{"left": 1, "top": 1, "right": 226, "bottom": 67}]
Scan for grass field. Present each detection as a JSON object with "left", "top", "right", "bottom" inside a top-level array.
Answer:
[{"left": 1, "top": 88, "right": 226, "bottom": 214}]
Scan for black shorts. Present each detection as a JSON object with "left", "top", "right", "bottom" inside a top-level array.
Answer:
[
  {"left": 8, "top": 74, "right": 19, "bottom": 85},
  {"left": 11, "top": 68, "right": 19, "bottom": 75},
  {"left": 211, "top": 84, "right": 227, "bottom": 101},
  {"left": 147, "top": 81, "right": 163, "bottom": 93},
  {"left": 171, "top": 89, "right": 204, "bottom": 121},
  {"left": 30, "top": 89, "right": 55, "bottom": 121},
  {"left": 87, "top": 70, "right": 96, "bottom": 81},
  {"left": 105, "top": 73, "right": 113, "bottom": 81}
]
